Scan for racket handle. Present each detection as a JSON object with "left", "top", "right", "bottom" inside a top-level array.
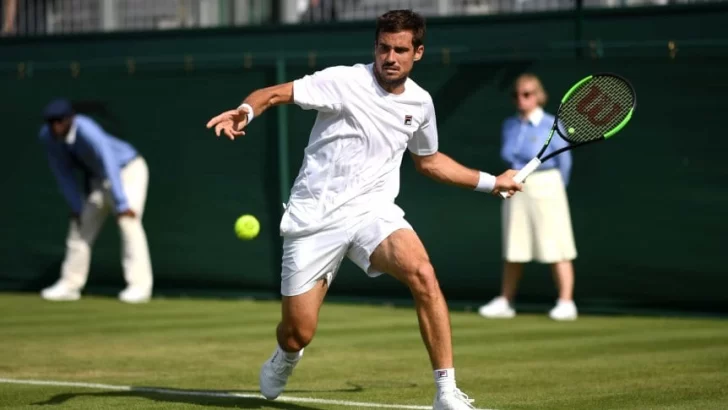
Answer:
[{"left": 499, "top": 158, "right": 542, "bottom": 199}]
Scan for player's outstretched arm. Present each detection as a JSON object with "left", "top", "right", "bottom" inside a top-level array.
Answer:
[
  {"left": 206, "top": 82, "right": 294, "bottom": 140},
  {"left": 411, "top": 152, "right": 523, "bottom": 198}
]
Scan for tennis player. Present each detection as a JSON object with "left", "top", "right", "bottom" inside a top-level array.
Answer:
[{"left": 207, "top": 10, "right": 522, "bottom": 409}]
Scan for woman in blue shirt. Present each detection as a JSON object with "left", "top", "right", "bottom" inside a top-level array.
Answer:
[{"left": 478, "top": 74, "right": 578, "bottom": 321}]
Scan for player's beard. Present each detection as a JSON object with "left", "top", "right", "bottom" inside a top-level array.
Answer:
[{"left": 374, "top": 65, "right": 407, "bottom": 90}]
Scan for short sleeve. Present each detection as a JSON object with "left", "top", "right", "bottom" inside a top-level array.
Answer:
[
  {"left": 293, "top": 66, "right": 345, "bottom": 113},
  {"left": 408, "top": 98, "right": 439, "bottom": 156}
]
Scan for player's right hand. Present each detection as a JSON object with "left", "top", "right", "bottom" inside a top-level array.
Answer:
[
  {"left": 205, "top": 106, "right": 250, "bottom": 140},
  {"left": 493, "top": 169, "right": 523, "bottom": 198}
]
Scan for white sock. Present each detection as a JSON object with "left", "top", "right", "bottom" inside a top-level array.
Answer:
[
  {"left": 278, "top": 345, "right": 303, "bottom": 363},
  {"left": 434, "top": 368, "right": 456, "bottom": 393}
]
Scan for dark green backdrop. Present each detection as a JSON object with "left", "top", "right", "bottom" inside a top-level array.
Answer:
[{"left": 1, "top": 4, "right": 726, "bottom": 312}]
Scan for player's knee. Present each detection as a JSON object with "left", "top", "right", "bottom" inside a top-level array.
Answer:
[
  {"left": 406, "top": 262, "right": 440, "bottom": 300},
  {"left": 293, "top": 324, "right": 316, "bottom": 349},
  {"left": 279, "top": 322, "right": 316, "bottom": 351}
]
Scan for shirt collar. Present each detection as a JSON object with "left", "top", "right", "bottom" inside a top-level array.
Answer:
[
  {"left": 525, "top": 107, "right": 544, "bottom": 126},
  {"left": 64, "top": 119, "right": 78, "bottom": 145}
]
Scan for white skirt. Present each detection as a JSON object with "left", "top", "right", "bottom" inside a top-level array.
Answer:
[{"left": 501, "top": 168, "right": 577, "bottom": 263}]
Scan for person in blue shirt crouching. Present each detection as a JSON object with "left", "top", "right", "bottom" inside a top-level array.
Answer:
[{"left": 38, "top": 98, "right": 153, "bottom": 304}]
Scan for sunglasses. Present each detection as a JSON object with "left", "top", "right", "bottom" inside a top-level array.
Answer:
[{"left": 512, "top": 90, "right": 537, "bottom": 99}]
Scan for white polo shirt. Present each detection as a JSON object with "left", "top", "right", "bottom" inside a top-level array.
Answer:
[{"left": 280, "top": 63, "right": 438, "bottom": 236}]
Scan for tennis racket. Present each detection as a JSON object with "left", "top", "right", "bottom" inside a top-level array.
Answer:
[{"left": 500, "top": 72, "right": 637, "bottom": 198}]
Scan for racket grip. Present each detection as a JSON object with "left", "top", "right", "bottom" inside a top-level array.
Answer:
[{"left": 499, "top": 158, "right": 542, "bottom": 199}]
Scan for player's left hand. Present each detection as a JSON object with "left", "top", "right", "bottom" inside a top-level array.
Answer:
[
  {"left": 205, "top": 106, "right": 250, "bottom": 140},
  {"left": 492, "top": 169, "right": 523, "bottom": 198}
]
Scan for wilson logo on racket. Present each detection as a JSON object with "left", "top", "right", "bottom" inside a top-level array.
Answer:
[{"left": 576, "top": 85, "right": 623, "bottom": 126}]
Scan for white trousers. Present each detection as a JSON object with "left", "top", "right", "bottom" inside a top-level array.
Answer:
[{"left": 57, "top": 157, "right": 153, "bottom": 292}]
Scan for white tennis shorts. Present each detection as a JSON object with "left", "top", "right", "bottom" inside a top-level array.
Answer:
[
  {"left": 280, "top": 203, "right": 412, "bottom": 296},
  {"left": 502, "top": 168, "right": 577, "bottom": 263}
]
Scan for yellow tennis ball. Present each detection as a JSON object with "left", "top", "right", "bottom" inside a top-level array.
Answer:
[
  {"left": 568, "top": 127, "right": 575, "bottom": 134},
  {"left": 234, "top": 214, "right": 260, "bottom": 240}
]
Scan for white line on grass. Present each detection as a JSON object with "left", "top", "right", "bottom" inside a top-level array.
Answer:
[{"left": 0, "top": 378, "right": 496, "bottom": 410}]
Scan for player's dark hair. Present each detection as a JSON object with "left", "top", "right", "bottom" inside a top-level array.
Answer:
[{"left": 375, "top": 10, "right": 426, "bottom": 48}]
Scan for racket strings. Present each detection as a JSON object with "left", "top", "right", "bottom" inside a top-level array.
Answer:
[{"left": 558, "top": 76, "right": 635, "bottom": 143}]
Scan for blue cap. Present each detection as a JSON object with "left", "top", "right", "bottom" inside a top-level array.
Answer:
[{"left": 42, "top": 98, "right": 74, "bottom": 121}]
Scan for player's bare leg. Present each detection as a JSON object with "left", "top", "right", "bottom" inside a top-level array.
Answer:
[
  {"left": 549, "top": 260, "right": 578, "bottom": 320},
  {"left": 370, "top": 228, "right": 475, "bottom": 409},
  {"left": 260, "top": 280, "right": 328, "bottom": 400}
]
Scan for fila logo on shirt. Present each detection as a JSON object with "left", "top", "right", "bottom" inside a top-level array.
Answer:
[{"left": 404, "top": 115, "right": 413, "bottom": 126}]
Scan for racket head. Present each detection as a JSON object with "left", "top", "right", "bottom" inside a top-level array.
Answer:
[{"left": 555, "top": 73, "right": 637, "bottom": 144}]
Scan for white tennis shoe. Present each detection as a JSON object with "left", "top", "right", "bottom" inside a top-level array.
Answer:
[
  {"left": 40, "top": 281, "right": 81, "bottom": 301},
  {"left": 259, "top": 347, "right": 303, "bottom": 400},
  {"left": 549, "top": 300, "right": 578, "bottom": 321},
  {"left": 434, "top": 388, "right": 477, "bottom": 410},
  {"left": 478, "top": 296, "right": 515, "bottom": 319}
]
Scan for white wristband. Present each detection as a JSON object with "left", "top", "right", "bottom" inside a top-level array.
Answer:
[
  {"left": 238, "top": 103, "right": 255, "bottom": 124},
  {"left": 474, "top": 171, "right": 496, "bottom": 193}
]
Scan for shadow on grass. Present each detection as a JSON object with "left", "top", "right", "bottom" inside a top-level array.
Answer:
[{"left": 32, "top": 384, "right": 371, "bottom": 409}]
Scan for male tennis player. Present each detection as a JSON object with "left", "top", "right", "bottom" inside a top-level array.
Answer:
[
  {"left": 206, "top": 10, "right": 522, "bottom": 409},
  {"left": 39, "top": 98, "right": 153, "bottom": 304}
]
